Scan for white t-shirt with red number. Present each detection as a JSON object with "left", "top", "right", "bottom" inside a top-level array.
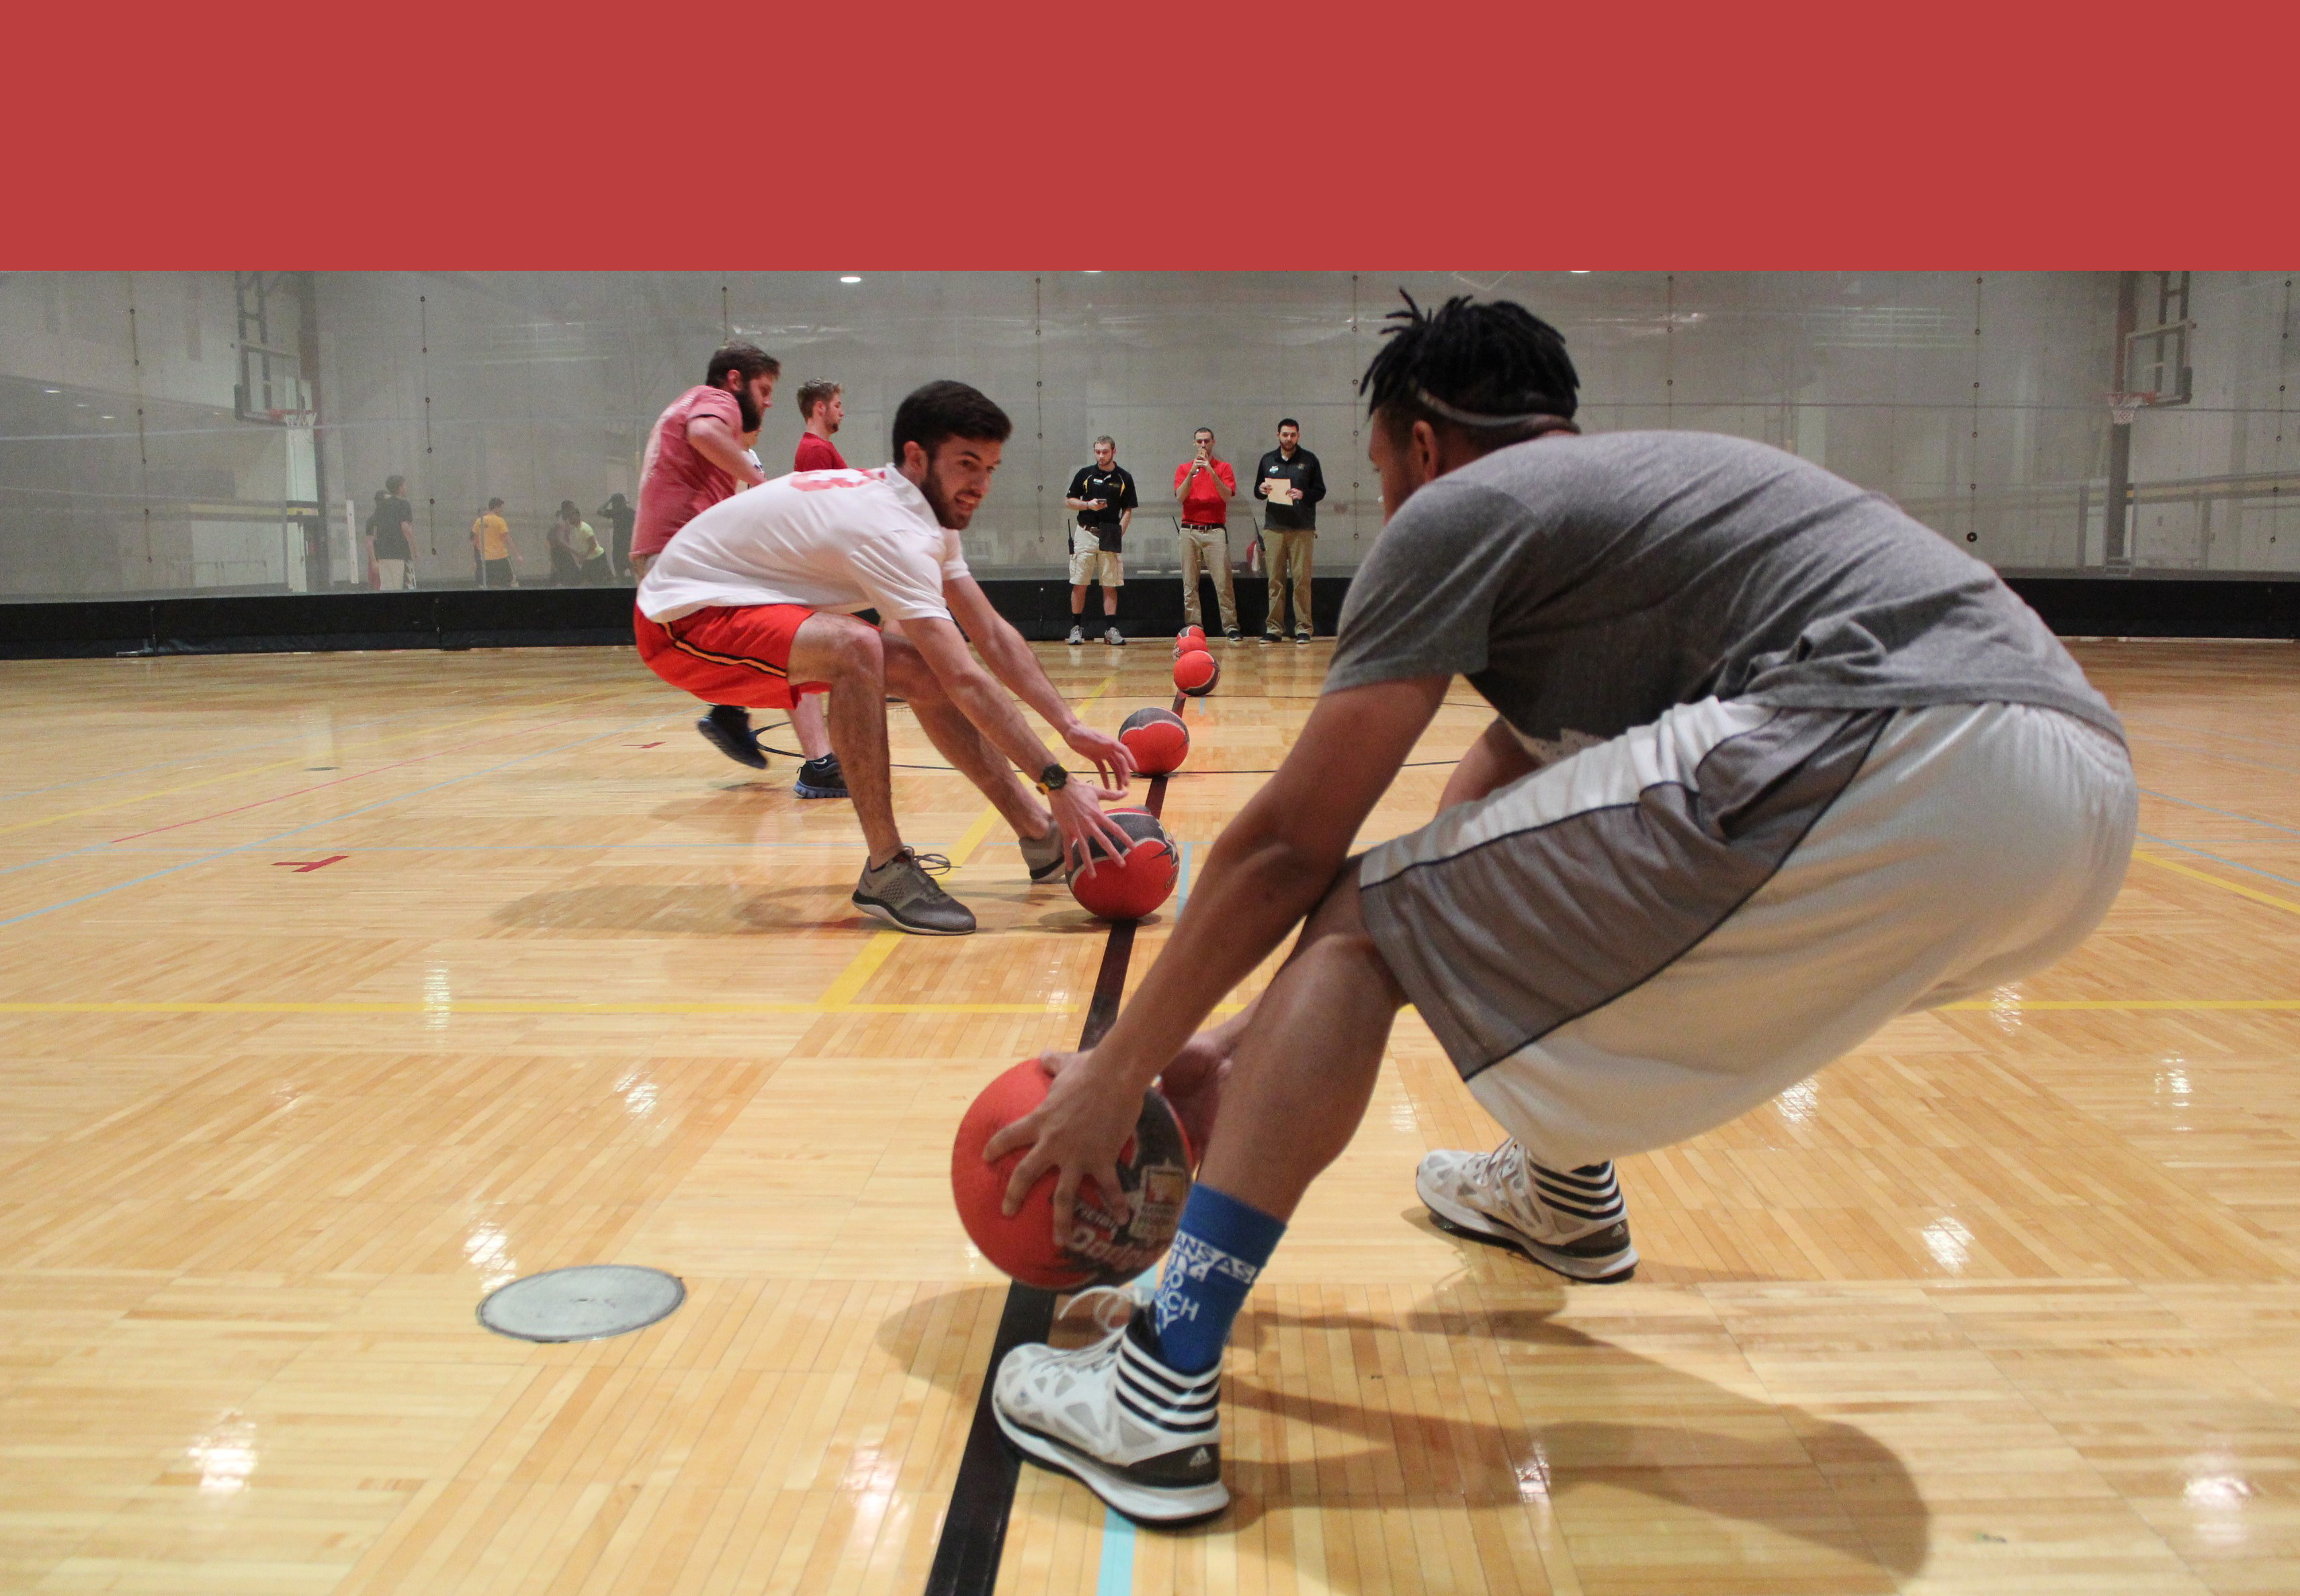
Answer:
[{"left": 637, "top": 466, "right": 971, "bottom": 624}]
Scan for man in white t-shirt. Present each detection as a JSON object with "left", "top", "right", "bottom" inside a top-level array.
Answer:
[{"left": 636, "top": 380, "right": 1137, "bottom": 936}]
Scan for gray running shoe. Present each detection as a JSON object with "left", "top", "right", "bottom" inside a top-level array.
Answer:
[
  {"left": 1104, "top": 625, "right": 1127, "bottom": 646},
  {"left": 1018, "top": 826, "right": 1068, "bottom": 885},
  {"left": 1067, "top": 625, "right": 1086, "bottom": 646},
  {"left": 1416, "top": 1140, "right": 1637, "bottom": 1281},
  {"left": 853, "top": 849, "right": 976, "bottom": 936}
]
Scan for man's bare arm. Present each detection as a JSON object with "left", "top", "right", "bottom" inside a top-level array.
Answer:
[
  {"left": 1070, "top": 676, "right": 1446, "bottom": 1090},
  {"left": 687, "top": 415, "right": 766, "bottom": 486},
  {"left": 945, "top": 577, "right": 1134, "bottom": 787}
]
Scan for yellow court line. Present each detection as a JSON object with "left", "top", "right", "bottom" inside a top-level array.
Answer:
[
  {"left": 0, "top": 684, "right": 648, "bottom": 841},
  {"left": 2130, "top": 848, "right": 2300, "bottom": 918},
  {"left": 0, "top": 1000, "right": 1074, "bottom": 1016}
]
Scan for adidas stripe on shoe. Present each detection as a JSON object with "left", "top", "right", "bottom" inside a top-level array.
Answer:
[
  {"left": 993, "top": 1309, "right": 1228, "bottom": 1524},
  {"left": 1416, "top": 1140, "right": 1638, "bottom": 1282}
]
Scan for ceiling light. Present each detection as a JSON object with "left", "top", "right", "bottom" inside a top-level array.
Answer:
[
  {"left": 43, "top": 387, "right": 61, "bottom": 394},
  {"left": 1569, "top": 270, "right": 1591, "bottom": 275},
  {"left": 839, "top": 275, "right": 862, "bottom": 284}
]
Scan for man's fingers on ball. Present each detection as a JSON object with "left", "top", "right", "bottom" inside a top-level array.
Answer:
[
  {"left": 1000, "top": 1147, "right": 1048, "bottom": 1217},
  {"left": 1097, "top": 1163, "right": 1130, "bottom": 1223},
  {"left": 1050, "top": 1170, "right": 1081, "bottom": 1246}
]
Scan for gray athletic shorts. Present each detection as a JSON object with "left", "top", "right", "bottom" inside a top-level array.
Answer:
[{"left": 1359, "top": 697, "right": 2137, "bottom": 1169}]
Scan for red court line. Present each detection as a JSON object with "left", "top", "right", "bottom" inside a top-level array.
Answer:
[{"left": 110, "top": 721, "right": 568, "bottom": 842}]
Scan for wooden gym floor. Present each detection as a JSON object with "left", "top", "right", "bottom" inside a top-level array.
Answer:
[{"left": 1, "top": 636, "right": 2297, "bottom": 1595}]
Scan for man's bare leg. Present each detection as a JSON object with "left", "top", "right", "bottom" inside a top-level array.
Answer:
[
  {"left": 786, "top": 614, "right": 902, "bottom": 866},
  {"left": 1193, "top": 867, "right": 1404, "bottom": 1218},
  {"left": 790, "top": 693, "right": 834, "bottom": 762}
]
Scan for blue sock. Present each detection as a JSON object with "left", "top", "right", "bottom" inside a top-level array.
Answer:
[{"left": 1150, "top": 1184, "right": 1287, "bottom": 1373}]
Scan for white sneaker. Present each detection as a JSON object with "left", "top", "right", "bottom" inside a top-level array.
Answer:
[
  {"left": 1416, "top": 1141, "right": 1637, "bottom": 1281},
  {"left": 1067, "top": 625, "right": 1086, "bottom": 646},
  {"left": 994, "top": 1311, "right": 1228, "bottom": 1524},
  {"left": 1104, "top": 625, "right": 1127, "bottom": 646}
]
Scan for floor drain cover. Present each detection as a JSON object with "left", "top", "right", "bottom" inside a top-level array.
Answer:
[{"left": 477, "top": 1265, "right": 685, "bottom": 1342}]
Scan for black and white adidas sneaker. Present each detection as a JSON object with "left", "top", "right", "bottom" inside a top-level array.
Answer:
[
  {"left": 1416, "top": 1139, "right": 1638, "bottom": 1281},
  {"left": 992, "top": 1309, "right": 1228, "bottom": 1524}
]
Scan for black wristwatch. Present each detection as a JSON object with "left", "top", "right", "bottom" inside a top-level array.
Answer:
[{"left": 1035, "top": 763, "right": 1070, "bottom": 795}]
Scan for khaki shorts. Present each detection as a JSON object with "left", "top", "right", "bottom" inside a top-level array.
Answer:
[{"left": 1069, "top": 527, "right": 1123, "bottom": 586}]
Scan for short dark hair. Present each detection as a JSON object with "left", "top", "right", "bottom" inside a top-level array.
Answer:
[
  {"left": 486, "top": 497, "right": 505, "bottom": 510},
  {"left": 385, "top": 474, "right": 405, "bottom": 494},
  {"left": 796, "top": 379, "right": 842, "bottom": 420},
  {"left": 706, "top": 342, "right": 781, "bottom": 388},
  {"left": 891, "top": 380, "right": 1012, "bottom": 461},
  {"left": 1359, "top": 292, "right": 1579, "bottom": 445},
  {"left": 1277, "top": 418, "right": 1300, "bottom": 432}
]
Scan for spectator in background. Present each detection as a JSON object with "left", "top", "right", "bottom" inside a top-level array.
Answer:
[
  {"left": 1064, "top": 435, "right": 1137, "bottom": 646},
  {"left": 370, "top": 475, "right": 415, "bottom": 590},
  {"left": 598, "top": 492, "right": 636, "bottom": 579},
  {"left": 472, "top": 498, "right": 516, "bottom": 588},
  {"left": 794, "top": 380, "right": 849, "bottom": 471},
  {"left": 574, "top": 515, "right": 613, "bottom": 584},
  {"left": 1253, "top": 418, "right": 1327, "bottom": 643},
  {"left": 1173, "top": 427, "right": 1240, "bottom": 639},
  {"left": 547, "top": 501, "right": 585, "bottom": 586}
]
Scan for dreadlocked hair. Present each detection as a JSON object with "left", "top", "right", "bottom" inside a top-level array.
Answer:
[{"left": 1358, "top": 291, "right": 1580, "bottom": 446}]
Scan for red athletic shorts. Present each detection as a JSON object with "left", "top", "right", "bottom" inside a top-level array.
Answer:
[{"left": 634, "top": 601, "right": 830, "bottom": 709}]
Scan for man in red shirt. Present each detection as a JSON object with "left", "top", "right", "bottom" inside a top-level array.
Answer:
[
  {"left": 630, "top": 344, "right": 794, "bottom": 776},
  {"left": 794, "top": 380, "right": 849, "bottom": 472},
  {"left": 1173, "top": 427, "right": 1239, "bottom": 639}
]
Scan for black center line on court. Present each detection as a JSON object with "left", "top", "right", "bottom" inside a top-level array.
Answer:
[{"left": 923, "top": 690, "right": 1185, "bottom": 1596}]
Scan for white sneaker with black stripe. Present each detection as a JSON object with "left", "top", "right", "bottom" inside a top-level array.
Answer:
[
  {"left": 993, "top": 1309, "right": 1228, "bottom": 1524},
  {"left": 1416, "top": 1140, "right": 1637, "bottom": 1281}
]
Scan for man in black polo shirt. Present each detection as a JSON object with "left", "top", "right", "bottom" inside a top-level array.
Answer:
[
  {"left": 1063, "top": 435, "right": 1138, "bottom": 646},
  {"left": 369, "top": 474, "right": 415, "bottom": 590},
  {"left": 1253, "top": 418, "right": 1326, "bottom": 643}
]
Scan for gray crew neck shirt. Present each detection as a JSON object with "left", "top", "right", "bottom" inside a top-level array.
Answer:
[{"left": 1326, "top": 431, "right": 2121, "bottom": 744}]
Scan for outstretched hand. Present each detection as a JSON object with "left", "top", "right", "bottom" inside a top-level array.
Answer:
[
  {"left": 1048, "top": 782, "right": 1136, "bottom": 875},
  {"left": 1064, "top": 722, "right": 1134, "bottom": 791},
  {"left": 984, "top": 1048, "right": 1142, "bottom": 1247}
]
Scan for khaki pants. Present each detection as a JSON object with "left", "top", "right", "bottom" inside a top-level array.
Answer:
[
  {"left": 1179, "top": 524, "right": 1236, "bottom": 632},
  {"left": 1265, "top": 529, "right": 1314, "bottom": 634},
  {"left": 374, "top": 558, "right": 409, "bottom": 591}
]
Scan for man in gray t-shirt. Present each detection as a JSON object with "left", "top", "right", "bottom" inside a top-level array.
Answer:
[{"left": 982, "top": 295, "right": 2137, "bottom": 1528}]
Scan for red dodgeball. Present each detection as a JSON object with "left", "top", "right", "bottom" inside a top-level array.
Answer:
[
  {"left": 1173, "top": 650, "right": 1220, "bottom": 697},
  {"left": 1173, "top": 633, "right": 1210, "bottom": 659},
  {"left": 1068, "top": 807, "right": 1179, "bottom": 921},
  {"left": 951, "top": 1059, "right": 1194, "bottom": 1290},
  {"left": 1117, "top": 707, "right": 1190, "bottom": 776}
]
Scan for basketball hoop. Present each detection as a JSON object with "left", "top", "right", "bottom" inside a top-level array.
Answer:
[{"left": 2109, "top": 392, "right": 2153, "bottom": 427}]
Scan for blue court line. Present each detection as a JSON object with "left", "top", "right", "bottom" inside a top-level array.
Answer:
[
  {"left": 1177, "top": 838, "right": 1199, "bottom": 904},
  {"left": 2136, "top": 831, "right": 2300, "bottom": 892},
  {"left": 1095, "top": 1510, "right": 1136, "bottom": 1596},
  {"left": 0, "top": 715, "right": 672, "bottom": 930},
  {"left": 1091, "top": 1265, "right": 1163, "bottom": 1595},
  {"left": 2139, "top": 787, "right": 2300, "bottom": 840}
]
